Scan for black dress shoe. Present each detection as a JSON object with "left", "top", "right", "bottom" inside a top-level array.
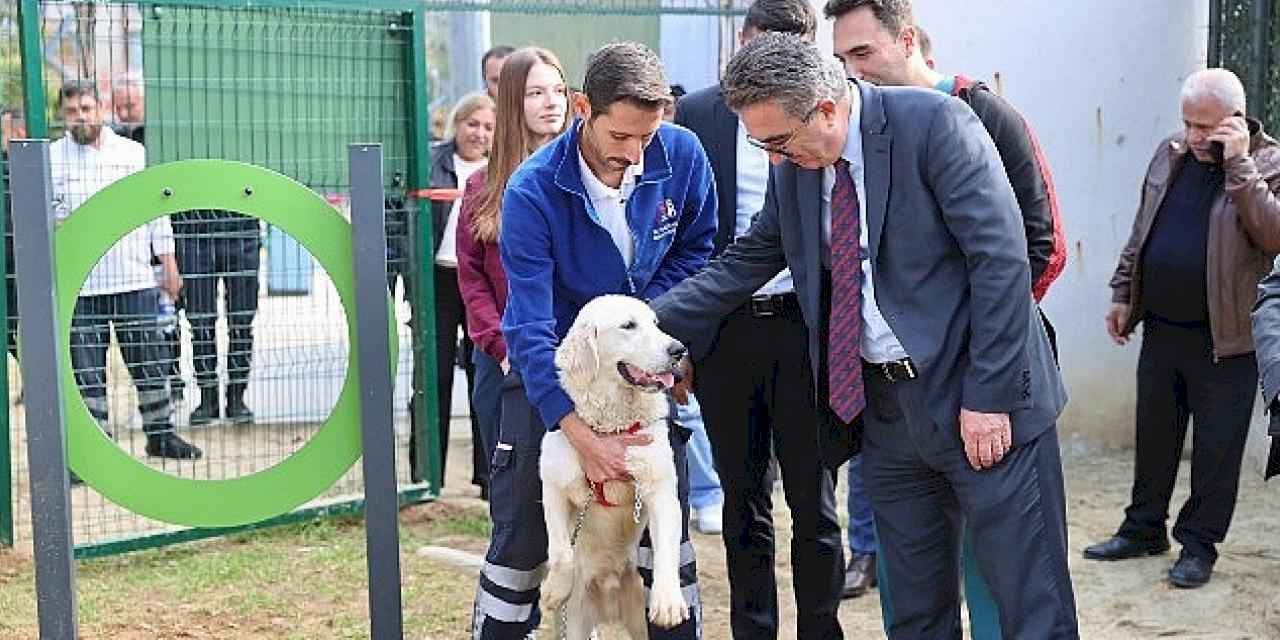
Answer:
[
  {"left": 189, "top": 402, "right": 219, "bottom": 426},
  {"left": 1082, "top": 536, "right": 1170, "bottom": 561},
  {"left": 842, "top": 553, "right": 877, "bottom": 599},
  {"left": 146, "top": 433, "right": 204, "bottom": 460},
  {"left": 225, "top": 398, "right": 254, "bottom": 425},
  {"left": 1169, "top": 554, "right": 1213, "bottom": 588}
]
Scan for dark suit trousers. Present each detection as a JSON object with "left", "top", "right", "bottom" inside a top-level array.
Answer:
[
  {"left": 860, "top": 368, "right": 1079, "bottom": 640},
  {"left": 697, "top": 301, "right": 844, "bottom": 640},
  {"left": 408, "top": 264, "right": 478, "bottom": 485},
  {"left": 1117, "top": 317, "right": 1257, "bottom": 562}
]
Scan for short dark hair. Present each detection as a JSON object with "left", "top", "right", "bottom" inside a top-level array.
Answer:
[
  {"left": 582, "top": 42, "right": 671, "bottom": 116},
  {"left": 916, "top": 24, "right": 932, "bottom": 58},
  {"left": 822, "top": 0, "right": 913, "bottom": 35},
  {"left": 481, "top": 45, "right": 515, "bottom": 71},
  {"left": 57, "top": 81, "right": 99, "bottom": 110},
  {"left": 744, "top": 0, "right": 817, "bottom": 38}
]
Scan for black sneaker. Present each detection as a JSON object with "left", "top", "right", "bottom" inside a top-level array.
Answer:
[{"left": 146, "top": 433, "right": 203, "bottom": 460}]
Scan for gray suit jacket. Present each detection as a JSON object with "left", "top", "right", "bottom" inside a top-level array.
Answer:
[
  {"left": 653, "top": 81, "right": 1065, "bottom": 445},
  {"left": 1254, "top": 262, "right": 1280, "bottom": 478}
]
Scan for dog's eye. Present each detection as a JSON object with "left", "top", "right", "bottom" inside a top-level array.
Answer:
[{"left": 620, "top": 320, "right": 637, "bottom": 331}]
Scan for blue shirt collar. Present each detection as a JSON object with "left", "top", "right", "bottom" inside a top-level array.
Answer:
[{"left": 933, "top": 74, "right": 956, "bottom": 96}]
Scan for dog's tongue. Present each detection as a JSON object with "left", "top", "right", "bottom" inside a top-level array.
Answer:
[{"left": 656, "top": 371, "right": 676, "bottom": 389}]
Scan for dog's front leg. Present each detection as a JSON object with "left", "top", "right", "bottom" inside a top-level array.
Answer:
[
  {"left": 645, "top": 485, "right": 689, "bottom": 629},
  {"left": 541, "top": 481, "right": 577, "bottom": 613}
]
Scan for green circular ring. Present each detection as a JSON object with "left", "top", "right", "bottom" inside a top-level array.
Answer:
[{"left": 57, "top": 159, "right": 396, "bottom": 527}]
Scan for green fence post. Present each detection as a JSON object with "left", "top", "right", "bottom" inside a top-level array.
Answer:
[{"left": 406, "top": 8, "right": 441, "bottom": 492}]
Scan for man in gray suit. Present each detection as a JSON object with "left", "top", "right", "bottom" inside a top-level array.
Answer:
[{"left": 654, "top": 33, "right": 1078, "bottom": 638}]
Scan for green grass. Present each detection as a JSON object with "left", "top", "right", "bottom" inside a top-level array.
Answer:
[{"left": 0, "top": 502, "right": 493, "bottom": 639}]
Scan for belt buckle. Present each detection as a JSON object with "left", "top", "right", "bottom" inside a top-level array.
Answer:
[
  {"left": 750, "top": 295, "right": 777, "bottom": 318},
  {"left": 880, "top": 358, "right": 916, "bottom": 383}
]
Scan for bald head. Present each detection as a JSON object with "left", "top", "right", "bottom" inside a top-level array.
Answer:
[{"left": 1181, "top": 68, "right": 1246, "bottom": 114}]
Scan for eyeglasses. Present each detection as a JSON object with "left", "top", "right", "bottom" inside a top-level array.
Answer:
[{"left": 745, "top": 105, "right": 819, "bottom": 157}]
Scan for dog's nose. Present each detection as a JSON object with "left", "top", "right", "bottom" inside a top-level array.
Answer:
[{"left": 667, "top": 341, "right": 687, "bottom": 362}]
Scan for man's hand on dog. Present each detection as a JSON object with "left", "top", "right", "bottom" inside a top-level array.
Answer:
[
  {"left": 671, "top": 357, "right": 694, "bottom": 405},
  {"left": 959, "top": 409, "right": 1012, "bottom": 471},
  {"left": 561, "top": 411, "right": 653, "bottom": 483}
]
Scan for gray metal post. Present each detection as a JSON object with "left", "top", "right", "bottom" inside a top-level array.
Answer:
[
  {"left": 348, "top": 143, "right": 404, "bottom": 639},
  {"left": 11, "top": 140, "right": 79, "bottom": 638}
]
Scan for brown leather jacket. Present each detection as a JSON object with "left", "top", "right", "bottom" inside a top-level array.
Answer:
[{"left": 1110, "top": 120, "right": 1280, "bottom": 359}]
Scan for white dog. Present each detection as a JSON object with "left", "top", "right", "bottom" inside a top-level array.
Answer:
[{"left": 540, "top": 295, "right": 690, "bottom": 639}]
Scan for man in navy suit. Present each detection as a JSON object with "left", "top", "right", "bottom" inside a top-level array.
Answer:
[
  {"left": 655, "top": 33, "right": 1079, "bottom": 638},
  {"left": 674, "top": 0, "right": 870, "bottom": 636}
]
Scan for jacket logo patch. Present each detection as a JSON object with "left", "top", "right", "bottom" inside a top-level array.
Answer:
[{"left": 652, "top": 199, "right": 678, "bottom": 241}]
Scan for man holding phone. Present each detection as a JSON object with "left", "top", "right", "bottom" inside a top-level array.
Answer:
[{"left": 1088, "top": 68, "right": 1280, "bottom": 588}]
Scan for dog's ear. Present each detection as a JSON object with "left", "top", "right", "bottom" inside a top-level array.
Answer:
[{"left": 556, "top": 320, "right": 600, "bottom": 388}]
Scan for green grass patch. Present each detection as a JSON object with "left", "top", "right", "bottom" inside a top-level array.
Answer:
[{"left": 0, "top": 501, "right": 491, "bottom": 639}]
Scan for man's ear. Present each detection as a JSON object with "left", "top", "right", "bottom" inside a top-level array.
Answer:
[
  {"left": 901, "top": 24, "right": 918, "bottom": 58},
  {"left": 572, "top": 92, "right": 593, "bottom": 122},
  {"left": 556, "top": 321, "right": 600, "bottom": 387}
]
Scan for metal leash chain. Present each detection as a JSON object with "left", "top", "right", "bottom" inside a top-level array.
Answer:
[
  {"left": 570, "top": 495, "right": 591, "bottom": 546},
  {"left": 633, "top": 488, "right": 643, "bottom": 524},
  {"left": 559, "top": 494, "right": 592, "bottom": 640},
  {"left": 555, "top": 484, "right": 641, "bottom": 640}
]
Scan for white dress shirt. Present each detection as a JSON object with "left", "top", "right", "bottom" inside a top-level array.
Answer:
[
  {"left": 50, "top": 128, "right": 175, "bottom": 296},
  {"left": 820, "top": 90, "right": 908, "bottom": 363},
  {"left": 578, "top": 150, "right": 641, "bottom": 268},
  {"left": 735, "top": 121, "right": 794, "bottom": 296}
]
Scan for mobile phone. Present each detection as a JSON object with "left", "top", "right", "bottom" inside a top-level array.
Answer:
[
  {"left": 1210, "top": 141, "right": 1225, "bottom": 164},
  {"left": 1210, "top": 111, "right": 1246, "bottom": 164}
]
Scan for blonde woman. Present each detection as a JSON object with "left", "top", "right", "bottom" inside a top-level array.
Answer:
[{"left": 412, "top": 92, "right": 494, "bottom": 486}]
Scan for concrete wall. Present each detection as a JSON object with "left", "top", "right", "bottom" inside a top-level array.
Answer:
[{"left": 659, "top": 12, "right": 723, "bottom": 93}]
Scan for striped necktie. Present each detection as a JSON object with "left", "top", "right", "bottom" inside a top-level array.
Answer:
[{"left": 828, "top": 158, "right": 866, "bottom": 423}]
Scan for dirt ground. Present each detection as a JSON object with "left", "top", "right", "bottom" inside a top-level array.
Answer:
[{"left": 438, "top": 421, "right": 1280, "bottom": 639}]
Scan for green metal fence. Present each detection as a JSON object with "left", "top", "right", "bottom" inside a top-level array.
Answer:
[
  {"left": 1209, "top": 0, "right": 1277, "bottom": 130},
  {"left": 0, "top": 0, "right": 744, "bottom": 559},
  {"left": 1, "top": 0, "right": 440, "bottom": 557}
]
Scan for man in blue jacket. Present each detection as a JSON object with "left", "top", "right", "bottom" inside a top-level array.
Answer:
[{"left": 470, "top": 42, "right": 716, "bottom": 639}]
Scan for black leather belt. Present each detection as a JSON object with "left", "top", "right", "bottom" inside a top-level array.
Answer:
[
  {"left": 863, "top": 357, "right": 918, "bottom": 383},
  {"left": 734, "top": 292, "right": 800, "bottom": 319}
]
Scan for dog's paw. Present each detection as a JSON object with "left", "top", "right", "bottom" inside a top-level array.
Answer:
[
  {"left": 541, "top": 561, "right": 574, "bottom": 610},
  {"left": 647, "top": 584, "right": 689, "bottom": 629}
]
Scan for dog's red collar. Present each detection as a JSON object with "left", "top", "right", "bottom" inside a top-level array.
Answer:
[{"left": 588, "top": 422, "right": 643, "bottom": 507}]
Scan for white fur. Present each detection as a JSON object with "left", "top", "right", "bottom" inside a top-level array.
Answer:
[{"left": 541, "top": 295, "right": 689, "bottom": 639}]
